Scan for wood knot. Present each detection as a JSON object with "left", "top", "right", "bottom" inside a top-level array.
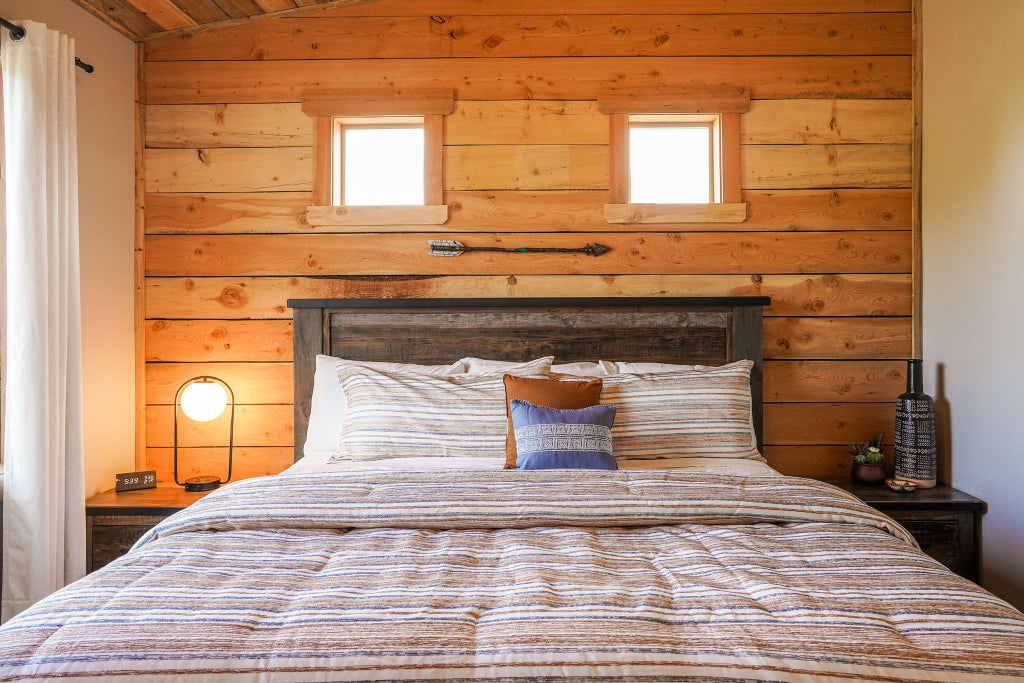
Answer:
[
  {"left": 805, "top": 299, "right": 826, "bottom": 313},
  {"left": 827, "top": 28, "right": 839, "bottom": 38},
  {"left": 430, "top": 16, "right": 445, "bottom": 24},
  {"left": 184, "top": 279, "right": 196, "bottom": 291},
  {"left": 612, "top": 26, "right": 627, "bottom": 37},
  {"left": 211, "top": 327, "right": 227, "bottom": 339},
  {"left": 197, "top": 149, "right": 209, "bottom": 164},
  {"left": 150, "top": 320, "right": 166, "bottom": 332},
  {"left": 750, "top": 274, "right": 763, "bottom": 284},
  {"left": 219, "top": 287, "right": 247, "bottom": 308},
  {"left": 654, "top": 33, "right": 669, "bottom": 47},
  {"left": 506, "top": 275, "right": 517, "bottom": 286},
  {"left": 732, "top": 28, "right": 743, "bottom": 37},
  {"left": 483, "top": 34, "right": 502, "bottom": 49}
]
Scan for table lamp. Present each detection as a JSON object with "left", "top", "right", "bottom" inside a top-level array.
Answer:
[{"left": 174, "top": 375, "right": 234, "bottom": 492}]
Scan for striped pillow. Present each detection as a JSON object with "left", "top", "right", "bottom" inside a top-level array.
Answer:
[
  {"left": 330, "top": 357, "right": 553, "bottom": 461},
  {"left": 601, "top": 360, "right": 761, "bottom": 461}
]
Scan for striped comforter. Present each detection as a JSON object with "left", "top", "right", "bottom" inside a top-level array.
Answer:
[{"left": 2, "top": 470, "right": 1023, "bottom": 681}]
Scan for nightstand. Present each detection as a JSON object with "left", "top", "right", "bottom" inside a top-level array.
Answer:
[
  {"left": 829, "top": 481, "right": 985, "bottom": 582},
  {"left": 85, "top": 484, "right": 213, "bottom": 572}
]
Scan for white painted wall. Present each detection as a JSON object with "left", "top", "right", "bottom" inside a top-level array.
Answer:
[
  {"left": 922, "top": 0, "right": 1024, "bottom": 609},
  {"left": 2, "top": 0, "right": 136, "bottom": 497}
]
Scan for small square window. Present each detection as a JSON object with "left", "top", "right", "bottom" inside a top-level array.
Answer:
[
  {"left": 335, "top": 116, "right": 424, "bottom": 206},
  {"left": 627, "top": 114, "right": 721, "bottom": 204}
]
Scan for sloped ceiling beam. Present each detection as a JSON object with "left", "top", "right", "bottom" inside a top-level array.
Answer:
[
  {"left": 67, "top": 0, "right": 383, "bottom": 42},
  {"left": 126, "top": 0, "right": 198, "bottom": 31}
]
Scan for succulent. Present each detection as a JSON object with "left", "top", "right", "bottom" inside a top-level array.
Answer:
[{"left": 849, "top": 433, "right": 885, "bottom": 464}]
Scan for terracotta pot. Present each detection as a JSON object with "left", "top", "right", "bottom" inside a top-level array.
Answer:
[{"left": 852, "top": 462, "right": 887, "bottom": 485}]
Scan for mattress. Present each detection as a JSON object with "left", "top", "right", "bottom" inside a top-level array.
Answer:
[{"left": 2, "top": 469, "right": 1023, "bottom": 682}]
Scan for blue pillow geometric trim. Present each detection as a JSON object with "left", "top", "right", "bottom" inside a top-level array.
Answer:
[{"left": 510, "top": 399, "right": 617, "bottom": 470}]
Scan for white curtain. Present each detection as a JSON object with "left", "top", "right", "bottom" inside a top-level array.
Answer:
[{"left": 1, "top": 20, "right": 85, "bottom": 622}]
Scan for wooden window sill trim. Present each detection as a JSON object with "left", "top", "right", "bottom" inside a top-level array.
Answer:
[
  {"left": 604, "top": 203, "right": 748, "bottom": 225},
  {"left": 306, "top": 205, "right": 449, "bottom": 227}
]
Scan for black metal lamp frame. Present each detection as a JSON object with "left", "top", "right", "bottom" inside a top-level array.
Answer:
[{"left": 173, "top": 375, "right": 235, "bottom": 492}]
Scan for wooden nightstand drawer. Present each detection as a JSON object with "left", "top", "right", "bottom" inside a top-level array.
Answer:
[
  {"left": 826, "top": 481, "right": 985, "bottom": 583},
  {"left": 884, "top": 510, "right": 962, "bottom": 574},
  {"left": 86, "top": 485, "right": 214, "bottom": 573},
  {"left": 87, "top": 514, "right": 167, "bottom": 572}
]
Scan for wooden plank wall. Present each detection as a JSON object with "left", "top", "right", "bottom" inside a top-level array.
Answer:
[{"left": 141, "top": 0, "right": 914, "bottom": 482}]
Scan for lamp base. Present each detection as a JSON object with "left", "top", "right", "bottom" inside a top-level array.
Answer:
[{"left": 184, "top": 475, "right": 221, "bottom": 492}]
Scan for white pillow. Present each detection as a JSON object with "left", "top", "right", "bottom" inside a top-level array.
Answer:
[
  {"left": 331, "top": 357, "right": 553, "bottom": 461},
  {"left": 612, "top": 361, "right": 700, "bottom": 374},
  {"left": 550, "top": 360, "right": 618, "bottom": 377},
  {"left": 462, "top": 356, "right": 560, "bottom": 374},
  {"left": 303, "top": 355, "right": 467, "bottom": 458}
]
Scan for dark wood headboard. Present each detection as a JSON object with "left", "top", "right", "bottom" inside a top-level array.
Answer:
[{"left": 288, "top": 297, "right": 770, "bottom": 462}]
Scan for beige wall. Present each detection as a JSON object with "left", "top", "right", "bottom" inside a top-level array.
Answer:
[
  {"left": 923, "top": 0, "right": 1024, "bottom": 608},
  {"left": 3, "top": 0, "right": 137, "bottom": 497}
]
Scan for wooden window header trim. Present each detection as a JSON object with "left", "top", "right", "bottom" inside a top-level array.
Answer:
[
  {"left": 597, "top": 86, "right": 751, "bottom": 115},
  {"left": 301, "top": 88, "right": 455, "bottom": 118}
]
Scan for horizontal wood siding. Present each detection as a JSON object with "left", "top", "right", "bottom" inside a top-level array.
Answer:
[{"left": 143, "top": 0, "right": 914, "bottom": 481}]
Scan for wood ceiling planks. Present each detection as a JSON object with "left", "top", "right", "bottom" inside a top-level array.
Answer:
[{"left": 69, "top": 0, "right": 369, "bottom": 40}]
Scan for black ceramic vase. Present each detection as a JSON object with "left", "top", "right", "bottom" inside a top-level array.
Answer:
[{"left": 894, "top": 359, "right": 937, "bottom": 488}]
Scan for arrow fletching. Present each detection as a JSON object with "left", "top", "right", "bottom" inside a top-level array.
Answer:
[{"left": 428, "top": 239, "right": 466, "bottom": 257}]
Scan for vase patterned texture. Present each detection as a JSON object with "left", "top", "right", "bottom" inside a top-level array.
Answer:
[{"left": 894, "top": 359, "right": 937, "bottom": 488}]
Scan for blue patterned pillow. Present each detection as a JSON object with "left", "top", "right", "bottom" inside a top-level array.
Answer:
[{"left": 510, "top": 399, "right": 617, "bottom": 470}]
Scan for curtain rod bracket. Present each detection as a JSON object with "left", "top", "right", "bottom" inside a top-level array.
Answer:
[
  {"left": 1, "top": 17, "right": 93, "bottom": 72},
  {"left": 1, "top": 17, "right": 26, "bottom": 41}
]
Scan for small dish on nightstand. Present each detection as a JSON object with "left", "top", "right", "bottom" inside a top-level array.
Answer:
[{"left": 885, "top": 478, "right": 920, "bottom": 493}]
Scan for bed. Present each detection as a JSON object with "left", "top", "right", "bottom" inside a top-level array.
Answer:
[{"left": 2, "top": 297, "right": 1023, "bottom": 682}]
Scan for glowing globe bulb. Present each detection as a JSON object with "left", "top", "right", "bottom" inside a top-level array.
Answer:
[{"left": 180, "top": 380, "right": 228, "bottom": 422}]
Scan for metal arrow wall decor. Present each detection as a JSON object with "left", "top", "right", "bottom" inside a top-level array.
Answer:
[{"left": 428, "top": 240, "right": 612, "bottom": 257}]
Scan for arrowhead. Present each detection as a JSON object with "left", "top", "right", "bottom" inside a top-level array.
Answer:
[{"left": 589, "top": 243, "right": 612, "bottom": 257}]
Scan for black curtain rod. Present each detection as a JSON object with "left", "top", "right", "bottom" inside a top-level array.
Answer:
[{"left": 0, "top": 17, "right": 94, "bottom": 73}]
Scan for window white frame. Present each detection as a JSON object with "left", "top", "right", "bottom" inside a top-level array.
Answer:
[
  {"left": 627, "top": 114, "right": 722, "bottom": 204},
  {"left": 333, "top": 116, "right": 425, "bottom": 207}
]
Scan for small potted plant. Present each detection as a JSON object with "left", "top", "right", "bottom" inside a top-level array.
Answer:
[{"left": 849, "top": 433, "right": 886, "bottom": 484}]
